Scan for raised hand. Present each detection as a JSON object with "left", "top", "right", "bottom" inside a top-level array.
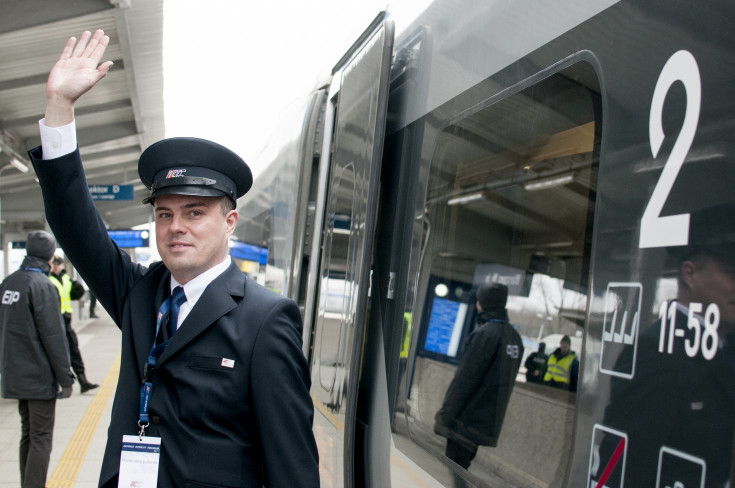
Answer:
[{"left": 45, "top": 29, "right": 114, "bottom": 127}]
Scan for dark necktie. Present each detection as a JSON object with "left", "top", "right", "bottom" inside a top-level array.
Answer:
[{"left": 168, "top": 286, "right": 187, "bottom": 338}]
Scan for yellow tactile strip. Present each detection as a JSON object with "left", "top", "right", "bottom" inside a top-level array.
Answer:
[{"left": 47, "top": 353, "right": 121, "bottom": 488}]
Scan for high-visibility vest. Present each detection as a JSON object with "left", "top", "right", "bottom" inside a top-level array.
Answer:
[
  {"left": 49, "top": 273, "right": 73, "bottom": 314},
  {"left": 544, "top": 352, "right": 576, "bottom": 384}
]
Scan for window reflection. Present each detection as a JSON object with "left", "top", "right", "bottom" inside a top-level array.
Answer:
[{"left": 400, "top": 62, "right": 601, "bottom": 487}]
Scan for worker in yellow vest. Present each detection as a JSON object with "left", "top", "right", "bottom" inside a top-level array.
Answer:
[
  {"left": 543, "top": 335, "right": 579, "bottom": 392},
  {"left": 49, "top": 256, "right": 99, "bottom": 393}
]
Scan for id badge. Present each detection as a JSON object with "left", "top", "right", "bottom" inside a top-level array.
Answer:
[{"left": 118, "top": 435, "right": 161, "bottom": 488}]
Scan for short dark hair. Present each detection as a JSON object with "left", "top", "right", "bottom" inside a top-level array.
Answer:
[{"left": 476, "top": 283, "right": 508, "bottom": 310}]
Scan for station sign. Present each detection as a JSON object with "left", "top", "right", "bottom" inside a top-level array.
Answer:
[
  {"left": 89, "top": 184, "right": 134, "bottom": 201},
  {"left": 108, "top": 230, "right": 149, "bottom": 248}
]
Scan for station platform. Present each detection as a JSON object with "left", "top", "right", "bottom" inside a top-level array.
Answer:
[{"left": 0, "top": 310, "right": 121, "bottom": 488}]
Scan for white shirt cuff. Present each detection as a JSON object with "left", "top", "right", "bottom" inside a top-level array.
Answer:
[{"left": 39, "top": 118, "right": 77, "bottom": 160}]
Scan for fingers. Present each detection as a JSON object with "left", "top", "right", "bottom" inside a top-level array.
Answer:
[
  {"left": 63, "top": 29, "right": 110, "bottom": 63},
  {"left": 71, "top": 30, "right": 92, "bottom": 57}
]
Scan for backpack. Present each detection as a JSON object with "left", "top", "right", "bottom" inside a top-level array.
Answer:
[{"left": 70, "top": 280, "right": 86, "bottom": 301}]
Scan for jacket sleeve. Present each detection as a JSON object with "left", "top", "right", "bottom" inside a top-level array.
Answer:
[
  {"left": 31, "top": 279, "right": 74, "bottom": 387},
  {"left": 250, "top": 298, "right": 319, "bottom": 487},
  {"left": 29, "top": 146, "right": 148, "bottom": 326}
]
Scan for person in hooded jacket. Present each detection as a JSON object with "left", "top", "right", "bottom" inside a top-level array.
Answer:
[
  {"left": 434, "top": 282, "right": 524, "bottom": 487},
  {"left": 0, "top": 230, "right": 75, "bottom": 488},
  {"left": 524, "top": 341, "right": 548, "bottom": 384}
]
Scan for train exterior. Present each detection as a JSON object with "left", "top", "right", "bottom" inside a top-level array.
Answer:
[{"left": 233, "top": 1, "right": 735, "bottom": 487}]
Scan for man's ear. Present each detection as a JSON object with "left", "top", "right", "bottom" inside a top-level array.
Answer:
[
  {"left": 225, "top": 210, "right": 238, "bottom": 235},
  {"left": 680, "top": 260, "right": 697, "bottom": 290}
]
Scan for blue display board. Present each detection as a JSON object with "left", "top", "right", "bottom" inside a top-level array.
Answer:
[
  {"left": 108, "top": 230, "right": 149, "bottom": 248},
  {"left": 229, "top": 240, "right": 268, "bottom": 265},
  {"left": 424, "top": 297, "right": 468, "bottom": 357}
]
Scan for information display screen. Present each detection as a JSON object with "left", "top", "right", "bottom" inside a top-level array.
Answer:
[
  {"left": 423, "top": 298, "right": 468, "bottom": 357},
  {"left": 108, "top": 230, "right": 149, "bottom": 248},
  {"left": 229, "top": 241, "right": 268, "bottom": 265}
]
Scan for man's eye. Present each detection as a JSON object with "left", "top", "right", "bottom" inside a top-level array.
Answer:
[{"left": 190, "top": 210, "right": 202, "bottom": 217}]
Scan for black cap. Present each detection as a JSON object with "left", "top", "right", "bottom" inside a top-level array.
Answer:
[
  {"left": 668, "top": 203, "right": 735, "bottom": 261},
  {"left": 476, "top": 282, "right": 508, "bottom": 310},
  {"left": 138, "top": 137, "right": 253, "bottom": 204},
  {"left": 26, "top": 230, "right": 56, "bottom": 261}
]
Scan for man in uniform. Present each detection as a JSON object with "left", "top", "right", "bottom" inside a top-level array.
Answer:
[
  {"left": 0, "top": 231, "right": 75, "bottom": 488},
  {"left": 49, "top": 256, "right": 99, "bottom": 392},
  {"left": 29, "top": 30, "right": 319, "bottom": 487},
  {"left": 604, "top": 204, "right": 735, "bottom": 487},
  {"left": 543, "top": 335, "right": 579, "bottom": 392}
]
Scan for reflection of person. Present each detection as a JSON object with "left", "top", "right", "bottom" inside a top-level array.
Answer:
[
  {"left": 29, "top": 30, "right": 318, "bottom": 487},
  {"left": 434, "top": 283, "right": 524, "bottom": 487},
  {"left": 524, "top": 342, "right": 547, "bottom": 383},
  {"left": 543, "top": 335, "right": 579, "bottom": 392},
  {"left": 0, "top": 231, "right": 75, "bottom": 488},
  {"left": 604, "top": 204, "right": 735, "bottom": 487},
  {"left": 49, "top": 256, "right": 99, "bottom": 393}
]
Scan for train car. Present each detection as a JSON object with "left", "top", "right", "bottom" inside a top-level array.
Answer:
[{"left": 233, "top": 1, "right": 735, "bottom": 487}]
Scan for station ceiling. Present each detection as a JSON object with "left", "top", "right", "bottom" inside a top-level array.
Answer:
[{"left": 0, "top": 0, "right": 165, "bottom": 241}]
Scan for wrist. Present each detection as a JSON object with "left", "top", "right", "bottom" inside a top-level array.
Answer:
[{"left": 44, "top": 96, "right": 75, "bottom": 128}]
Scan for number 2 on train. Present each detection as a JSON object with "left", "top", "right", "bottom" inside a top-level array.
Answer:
[{"left": 639, "top": 50, "right": 701, "bottom": 249}]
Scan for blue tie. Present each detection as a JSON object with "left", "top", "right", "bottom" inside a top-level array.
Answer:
[{"left": 168, "top": 286, "right": 187, "bottom": 338}]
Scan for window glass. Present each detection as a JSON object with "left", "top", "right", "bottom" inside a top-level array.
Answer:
[{"left": 404, "top": 62, "right": 601, "bottom": 487}]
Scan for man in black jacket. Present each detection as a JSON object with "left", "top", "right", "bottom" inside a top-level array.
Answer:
[
  {"left": 0, "top": 230, "right": 75, "bottom": 488},
  {"left": 30, "top": 30, "right": 318, "bottom": 487},
  {"left": 435, "top": 282, "right": 524, "bottom": 487}
]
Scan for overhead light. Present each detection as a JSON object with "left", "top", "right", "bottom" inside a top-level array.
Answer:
[
  {"left": 524, "top": 173, "right": 574, "bottom": 191},
  {"left": 447, "top": 192, "right": 484, "bottom": 206},
  {"left": 9, "top": 157, "right": 29, "bottom": 174}
]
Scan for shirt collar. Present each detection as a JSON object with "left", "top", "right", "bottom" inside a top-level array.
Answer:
[{"left": 170, "top": 256, "right": 231, "bottom": 308}]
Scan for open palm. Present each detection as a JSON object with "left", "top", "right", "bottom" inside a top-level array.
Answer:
[{"left": 46, "top": 30, "right": 113, "bottom": 105}]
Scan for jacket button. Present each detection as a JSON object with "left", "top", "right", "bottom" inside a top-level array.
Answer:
[{"left": 151, "top": 415, "right": 160, "bottom": 424}]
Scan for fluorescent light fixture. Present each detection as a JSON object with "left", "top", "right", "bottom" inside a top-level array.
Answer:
[
  {"left": 447, "top": 192, "right": 484, "bottom": 206},
  {"left": 10, "top": 157, "right": 29, "bottom": 174},
  {"left": 524, "top": 173, "right": 574, "bottom": 191}
]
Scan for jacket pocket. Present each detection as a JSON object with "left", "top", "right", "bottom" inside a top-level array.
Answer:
[
  {"left": 186, "top": 481, "right": 237, "bottom": 488},
  {"left": 187, "top": 354, "right": 236, "bottom": 372}
]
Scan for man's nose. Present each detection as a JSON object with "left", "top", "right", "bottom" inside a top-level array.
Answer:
[{"left": 169, "top": 213, "right": 186, "bottom": 232}]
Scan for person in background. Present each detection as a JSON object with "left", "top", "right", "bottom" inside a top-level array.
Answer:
[
  {"left": 49, "top": 256, "right": 99, "bottom": 393},
  {"left": 524, "top": 341, "right": 548, "bottom": 384},
  {"left": 0, "top": 230, "right": 75, "bottom": 488},
  {"left": 434, "top": 282, "right": 524, "bottom": 488},
  {"left": 544, "top": 335, "right": 579, "bottom": 392},
  {"left": 88, "top": 291, "right": 98, "bottom": 318},
  {"left": 29, "top": 29, "right": 318, "bottom": 487}
]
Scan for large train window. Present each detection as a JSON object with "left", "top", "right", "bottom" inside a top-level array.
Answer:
[{"left": 403, "top": 61, "right": 600, "bottom": 487}]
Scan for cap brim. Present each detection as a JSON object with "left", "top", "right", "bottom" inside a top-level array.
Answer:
[{"left": 142, "top": 185, "right": 231, "bottom": 204}]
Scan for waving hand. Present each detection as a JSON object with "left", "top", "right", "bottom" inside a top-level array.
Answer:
[{"left": 45, "top": 30, "right": 113, "bottom": 127}]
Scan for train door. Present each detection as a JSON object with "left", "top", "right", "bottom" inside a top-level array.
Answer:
[{"left": 308, "top": 19, "right": 394, "bottom": 488}]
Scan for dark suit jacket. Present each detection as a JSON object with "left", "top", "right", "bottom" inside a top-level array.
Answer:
[{"left": 30, "top": 147, "right": 320, "bottom": 488}]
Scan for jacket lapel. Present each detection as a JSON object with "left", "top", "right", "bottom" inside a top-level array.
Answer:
[{"left": 156, "top": 262, "right": 245, "bottom": 365}]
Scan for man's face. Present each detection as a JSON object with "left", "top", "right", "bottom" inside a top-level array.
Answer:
[
  {"left": 153, "top": 194, "right": 238, "bottom": 284},
  {"left": 560, "top": 341, "right": 570, "bottom": 354},
  {"left": 51, "top": 262, "right": 63, "bottom": 274},
  {"left": 681, "top": 254, "right": 735, "bottom": 332}
]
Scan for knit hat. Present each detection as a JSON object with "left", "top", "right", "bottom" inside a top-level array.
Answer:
[
  {"left": 476, "top": 283, "right": 508, "bottom": 310},
  {"left": 26, "top": 230, "right": 56, "bottom": 261}
]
